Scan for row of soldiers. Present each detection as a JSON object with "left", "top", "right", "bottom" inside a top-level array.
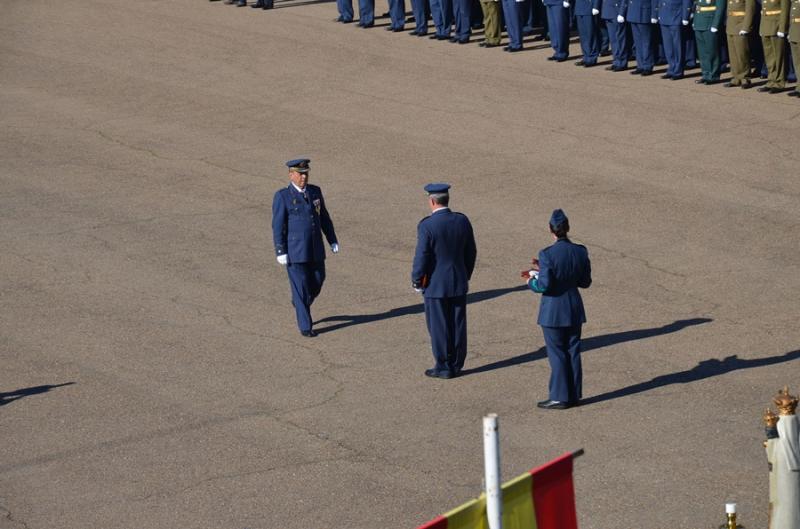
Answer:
[{"left": 210, "top": 0, "right": 800, "bottom": 95}]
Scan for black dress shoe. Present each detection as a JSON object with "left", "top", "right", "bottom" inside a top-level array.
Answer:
[
  {"left": 480, "top": 42, "right": 500, "bottom": 47},
  {"left": 612, "top": 65, "right": 627, "bottom": 71},
  {"left": 457, "top": 38, "right": 469, "bottom": 44},
  {"left": 583, "top": 62, "right": 598, "bottom": 67},
  {"left": 252, "top": 0, "right": 265, "bottom": 7},
  {"left": 670, "top": 74, "right": 684, "bottom": 80},
  {"left": 416, "top": 32, "right": 428, "bottom": 36},
  {"left": 537, "top": 399, "right": 570, "bottom": 410},
  {"left": 757, "top": 85, "right": 772, "bottom": 92},
  {"left": 507, "top": 46, "right": 522, "bottom": 52},
  {"left": 741, "top": 82, "right": 752, "bottom": 89},
  {"left": 723, "top": 81, "right": 737, "bottom": 87},
  {"left": 600, "top": 49, "right": 611, "bottom": 56},
  {"left": 436, "top": 34, "right": 449, "bottom": 39},
  {"left": 574, "top": 59, "right": 585, "bottom": 66},
  {"left": 362, "top": 22, "right": 374, "bottom": 28},
  {"left": 640, "top": 69, "right": 654, "bottom": 76},
  {"left": 604, "top": 65, "right": 616, "bottom": 71},
  {"left": 409, "top": 29, "right": 419, "bottom": 35},
  {"left": 424, "top": 368, "right": 455, "bottom": 379},
  {"left": 694, "top": 78, "right": 707, "bottom": 84},
  {"left": 769, "top": 87, "right": 782, "bottom": 94},
  {"left": 789, "top": 91, "right": 800, "bottom": 97},
  {"left": 706, "top": 79, "right": 720, "bottom": 85},
  {"left": 630, "top": 68, "right": 643, "bottom": 75},
  {"left": 236, "top": 0, "right": 247, "bottom": 6},
  {"left": 300, "top": 329, "right": 318, "bottom": 337},
  {"left": 547, "top": 55, "right": 558, "bottom": 61},
  {"left": 660, "top": 73, "right": 672, "bottom": 79}
]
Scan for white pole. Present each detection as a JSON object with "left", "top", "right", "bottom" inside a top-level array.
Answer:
[{"left": 483, "top": 414, "right": 502, "bottom": 529}]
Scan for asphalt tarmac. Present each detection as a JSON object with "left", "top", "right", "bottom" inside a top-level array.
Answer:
[{"left": 2, "top": 1, "right": 800, "bottom": 528}]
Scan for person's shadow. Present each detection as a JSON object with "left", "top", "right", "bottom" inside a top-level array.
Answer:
[
  {"left": 0, "top": 382, "right": 75, "bottom": 407},
  {"left": 460, "top": 318, "right": 714, "bottom": 375},
  {"left": 314, "top": 285, "right": 528, "bottom": 334},
  {"left": 580, "top": 350, "right": 800, "bottom": 406}
]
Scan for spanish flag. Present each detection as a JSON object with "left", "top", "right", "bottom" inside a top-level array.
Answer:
[{"left": 416, "top": 452, "right": 578, "bottom": 529}]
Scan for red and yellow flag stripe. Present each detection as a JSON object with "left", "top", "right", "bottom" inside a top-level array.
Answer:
[{"left": 417, "top": 452, "right": 577, "bottom": 529}]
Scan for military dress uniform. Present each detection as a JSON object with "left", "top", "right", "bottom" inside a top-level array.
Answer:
[
  {"left": 693, "top": 0, "right": 727, "bottom": 82},
  {"left": 544, "top": 0, "right": 571, "bottom": 60},
  {"left": 602, "top": 0, "right": 632, "bottom": 70},
  {"left": 272, "top": 159, "right": 338, "bottom": 337},
  {"left": 759, "top": 0, "right": 790, "bottom": 90},
  {"left": 388, "top": 0, "right": 407, "bottom": 30},
  {"left": 574, "top": 0, "right": 602, "bottom": 65},
  {"left": 658, "top": 0, "right": 693, "bottom": 78},
  {"left": 528, "top": 210, "right": 591, "bottom": 409},
  {"left": 479, "top": 0, "right": 503, "bottom": 46},
  {"left": 788, "top": 0, "right": 800, "bottom": 95},
  {"left": 627, "top": 0, "right": 659, "bottom": 74},
  {"left": 725, "top": 0, "right": 756, "bottom": 86},
  {"left": 411, "top": 184, "right": 477, "bottom": 379},
  {"left": 501, "top": 0, "right": 526, "bottom": 50},
  {"left": 430, "top": 0, "right": 455, "bottom": 39},
  {"left": 452, "top": 0, "right": 474, "bottom": 41}
]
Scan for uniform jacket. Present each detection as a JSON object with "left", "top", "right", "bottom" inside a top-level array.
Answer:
[
  {"left": 726, "top": 0, "right": 755, "bottom": 34},
  {"left": 790, "top": 0, "right": 800, "bottom": 41},
  {"left": 602, "top": 0, "right": 627, "bottom": 20},
  {"left": 574, "top": 0, "right": 601, "bottom": 17},
  {"left": 530, "top": 238, "right": 592, "bottom": 328},
  {"left": 759, "top": 0, "right": 790, "bottom": 34},
  {"left": 411, "top": 208, "right": 477, "bottom": 299},
  {"left": 693, "top": 0, "right": 727, "bottom": 29},
  {"left": 657, "top": 0, "right": 693, "bottom": 24},
  {"left": 272, "top": 184, "right": 337, "bottom": 264},
  {"left": 625, "top": 0, "right": 658, "bottom": 23}
]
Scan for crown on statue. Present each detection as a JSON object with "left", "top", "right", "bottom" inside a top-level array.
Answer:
[
  {"left": 773, "top": 386, "right": 799, "bottom": 416},
  {"left": 763, "top": 408, "right": 779, "bottom": 428}
]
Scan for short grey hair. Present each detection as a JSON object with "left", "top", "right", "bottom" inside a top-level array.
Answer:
[{"left": 429, "top": 192, "right": 449, "bottom": 206}]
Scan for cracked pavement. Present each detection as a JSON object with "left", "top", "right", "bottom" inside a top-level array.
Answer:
[{"left": 2, "top": 0, "right": 800, "bottom": 528}]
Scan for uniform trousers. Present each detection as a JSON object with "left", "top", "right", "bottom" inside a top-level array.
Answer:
[
  {"left": 546, "top": 4, "right": 570, "bottom": 58},
  {"left": 389, "top": 0, "right": 407, "bottom": 28},
  {"left": 683, "top": 24, "right": 698, "bottom": 66},
  {"left": 481, "top": 0, "right": 503, "bottom": 43},
  {"left": 726, "top": 32, "right": 752, "bottom": 84},
  {"left": 695, "top": 29, "right": 721, "bottom": 80},
  {"left": 762, "top": 35, "right": 787, "bottom": 87},
  {"left": 412, "top": 0, "right": 431, "bottom": 33},
  {"left": 792, "top": 41, "right": 800, "bottom": 88},
  {"left": 424, "top": 296, "right": 468, "bottom": 374},
  {"left": 337, "top": 0, "right": 354, "bottom": 21},
  {"left": 358, "top": 0, "right": 375, "bottom": 25},
  {"left": 431, "top": 0, "right": 454, "bottom": 36},
  {"left": 286, "top": 262, "right": 325, "bottom": 332},
  {"left": 453, "top": 0, "right": 473, "bottom": 39},
  {"left": 542, "top": 324, "right": 583, "bottom": 403},
  {"left": 660, "top": 24, "right": 685, "bottom": 76},
  {"left": 576, "top": 14, "right": 600, "bottom": 64},
  {"left": 502, "top": 0, "right": 525, "bottom": 48},
  {"left": 606, "top": 18, "right": 630, "bottom": 67},
  {"left": 631, "top": 22, "right": 655, "bottom": 71}
]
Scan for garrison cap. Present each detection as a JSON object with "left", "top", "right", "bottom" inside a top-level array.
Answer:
[
  {"left": 286, "top": 158, "right": 311, "bottom": 173},
  {"left": 549, "top": 208, "right": 568, "bottom": 227},
  {"left": 424, "top": 183, "right": 451, "bottom": 194}
]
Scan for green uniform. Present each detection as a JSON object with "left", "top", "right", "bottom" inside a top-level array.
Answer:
[
  {"left": 789, "top": 0, "right": 800, "bottom": 95},
  {"left": 480, "top": 0, "right": 502, "bottom": 45},
  {"left": 759, "top": 0, "right": 791, "bottom": 88},
  {"left": 726, "top": 0, "right": 755, "bottom": 85},
  {"left": 693, "top": 0, "right": 727, "bottom": 81}
]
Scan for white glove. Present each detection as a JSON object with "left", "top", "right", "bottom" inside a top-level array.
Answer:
[
  {"left": 277, "top": 254, "right": 288, "bottom": 266},
  {"left": 592, "top": 8, "right": 600, "bottom": 14},
  {"left": 563, "top": 1, "right": 570, "bottom": 7},
  {"left": 617, "top": 14, "right": 625, "bottom": 22},
  {"left": 529, "top": 270, "right": 539, "bottom": 280},
  {"left": 681, "top": 19, "right": 689, "bottom": 25},
  {"left": 738, "top": 29, "right": 748, "bottom": 35},
  {"left": 650, "top": 17, "right": 658, "bottom": 23},
  {"left": 777, "top": 31, "right": 785, "bottom": 38},
  {"left": 331, "top": 243, "right": 339, "bottom": 254},
  {"left": 710, "top": 26, "right": 718, "bottom": 32}
]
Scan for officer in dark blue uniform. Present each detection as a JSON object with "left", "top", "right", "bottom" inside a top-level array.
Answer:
[
  {"left": 658, "top": 0, "right": 693, "bottom": 78},
  {"left": 411, "top": 184, "right": 477, "bottom": 379},
  {"left": 544, "top": 0, "right": 572, "bottom": 60},
  {"left": 626, "top": 0, "right": 659, "bottom": 75},
  {"left": 272, "top": 159, "right": 339, "bottom": 337},
  {"left": 527, "top": 209, "right": 591, "bottom": 409},
  {"left": 574, "top": 0, "right": 602, "bottom": 66},
  {"left": 603, "top": 0, "right": 631, "bottom": 70}
]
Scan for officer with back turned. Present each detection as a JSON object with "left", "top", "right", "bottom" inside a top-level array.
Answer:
[{"left": 272, "top": 159, "right": 339, "bottom": 337}]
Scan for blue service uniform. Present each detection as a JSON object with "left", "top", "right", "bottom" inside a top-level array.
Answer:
[
  {"left": 626, "top": 0, "right": 658, "bottom": 71},
  {"left": 431, "top": 0, "right": 455, "bottom": 37},
  {"left": 575, "top": 0, "right": 602, "bottom": 64},
  {"left": 272, "top": 184, "right": 338, "bottom": 333},
  {"left": 529, "top": 238, "right": 592, "bottom": 404},
  {"left": 658, "top": 0, "right": 693, "bottom": 77},
  {"left": 453, "top": 0, "right": 474, "bottom": 40},
  {"left": 412, "top": 208, "right": 477, "bottom": 376},
  {"left": 602, "top": 0, "right": 632, "bottom": 67},
  {"left": 545, "top": 0, "right": 571, "bottom": 59},
  {"left": 502, "top": 0, "right": 526, "bottom": 49},
  {"left": 359, "top": 0, "right": 376, "bottom": 26},
  {"left": 389, "top": 0, "right": 407, "bottom": 29},
  {"left": 337, "top": 0, "right": 355, "bottom": 22}
]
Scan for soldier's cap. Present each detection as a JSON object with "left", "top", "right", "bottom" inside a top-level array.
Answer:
[
  {"left": 286, "top": 158, "right": 311, "bottom": 173},
  {"left": 549, "top": 208, "right": 568, "bottom": 227},
  {"left": 424, "top": 183, "right": 451, "bottom": 195}
]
